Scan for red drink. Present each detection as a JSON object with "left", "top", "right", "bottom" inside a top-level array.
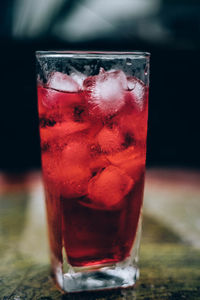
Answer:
[{"left": 37, "top": 69, "right": 148, "bottom": 268}]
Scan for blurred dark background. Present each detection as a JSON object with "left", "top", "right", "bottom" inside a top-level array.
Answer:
[{"left": 1, "top": 0, "right": 200, "bottom": 172}]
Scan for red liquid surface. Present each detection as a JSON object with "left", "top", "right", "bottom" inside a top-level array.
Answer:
[{"left": 38, "top": 71, "right": 148, "bottom": 267}]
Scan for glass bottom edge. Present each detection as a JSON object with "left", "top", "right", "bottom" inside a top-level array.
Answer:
[{"left": 54, "top": 263, "right": 139, "bottom": 293}]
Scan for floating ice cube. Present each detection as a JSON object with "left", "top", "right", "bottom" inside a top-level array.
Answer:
[
  {"left": 38, "top": 85, "right": 82, "bottom": 109},
  {"left": 83, "top": 69, "right": 128, "bottom": 116},
  {"left": 88, "top": 165, "right": 133, "bottom": 210},
  {"left": 70, "top": 71, "right": 87, "bottom": 88},
  {"left": 48, "top": 72, "right": 79, "bottom": 92},
  {"left": 127, "top": 77, "right": 145, "bottom": 110}
]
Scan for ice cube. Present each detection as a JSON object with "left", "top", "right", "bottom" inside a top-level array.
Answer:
[
  {"left": 60, "top": 165, "right": 91, "bottom": 198},
  {"left": 40, "top": 120, "right": 90, "bottom": 146},
  {"left": 62, "top": 141, "right": 90, "bottom": 166},
  {"left": 107, "top": 146, "right": 136, "bottom": 165},
  {"left": 48, "top": 71, "right": 79, "bottom": 92},
  {"left": 59, "top": 142, "right": 91, "bottom": 197},
  {"left": 83, "top": 69, "right": 127, "bottom": 116},
  {"left": 107, "top": 147, "right": 146, "bottom": 180},
  {"left": 88, "top": 165, "right": 133, "bottom": 210},
  {"left": 38, "top": 85, "right": 62, "bottom": 110},
  {"left": 70, "top": 71, "right": 87, "bottom": 88},
  {"left": 38, "top": 85, "right": 82, "bottom": 110},
  {"left": 43, "top": 141, "right": 91, "bottom": 198},
  {"left": 46, "top": 162, "right": 90, "bottom": 199},
  {"left": 127, "top": 77, "right": 145, "bottom": 110},
  {"left": 118, "top": 155, "right": 145, "bottom": 180},
  {"left": 97, "top": 126, "right": 124, "bottom": 153}
]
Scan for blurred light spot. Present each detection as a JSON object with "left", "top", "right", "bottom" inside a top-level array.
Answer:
[
  {"left": 138, "top": 20, "right": 171, "bottom": 43},
  {"left": 12, "top": 0, "right": 66, "bottom": 38},
  {"left": 54, "top": 3, "right": 114, "bottom": 41},
  {"left": 54, "top": 0, "right": 161, "bottom": 41}
]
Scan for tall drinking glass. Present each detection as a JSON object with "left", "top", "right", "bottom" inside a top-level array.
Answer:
[{"left": 36, "top": 51, "right": 150, "bottom": 293}]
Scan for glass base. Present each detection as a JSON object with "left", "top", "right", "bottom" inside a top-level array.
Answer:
[
  {"left": 51, "top": 215, "right": 142, "bottom": 293},
  {"left": 54, "top": 261, "right": 139, "bottom": 293}
]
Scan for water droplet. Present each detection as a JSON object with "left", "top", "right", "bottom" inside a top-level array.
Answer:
[{"left": 126, "top": 58, "right": 132, "bottom": 66}]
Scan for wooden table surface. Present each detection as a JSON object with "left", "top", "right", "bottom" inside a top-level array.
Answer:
[{"left": 0, "top": 169, "right": 200, "bottom": 300}]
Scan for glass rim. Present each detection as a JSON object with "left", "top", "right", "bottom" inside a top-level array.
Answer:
[{"left": 36, "top": 50, "right": 150, "bottom": 59}]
